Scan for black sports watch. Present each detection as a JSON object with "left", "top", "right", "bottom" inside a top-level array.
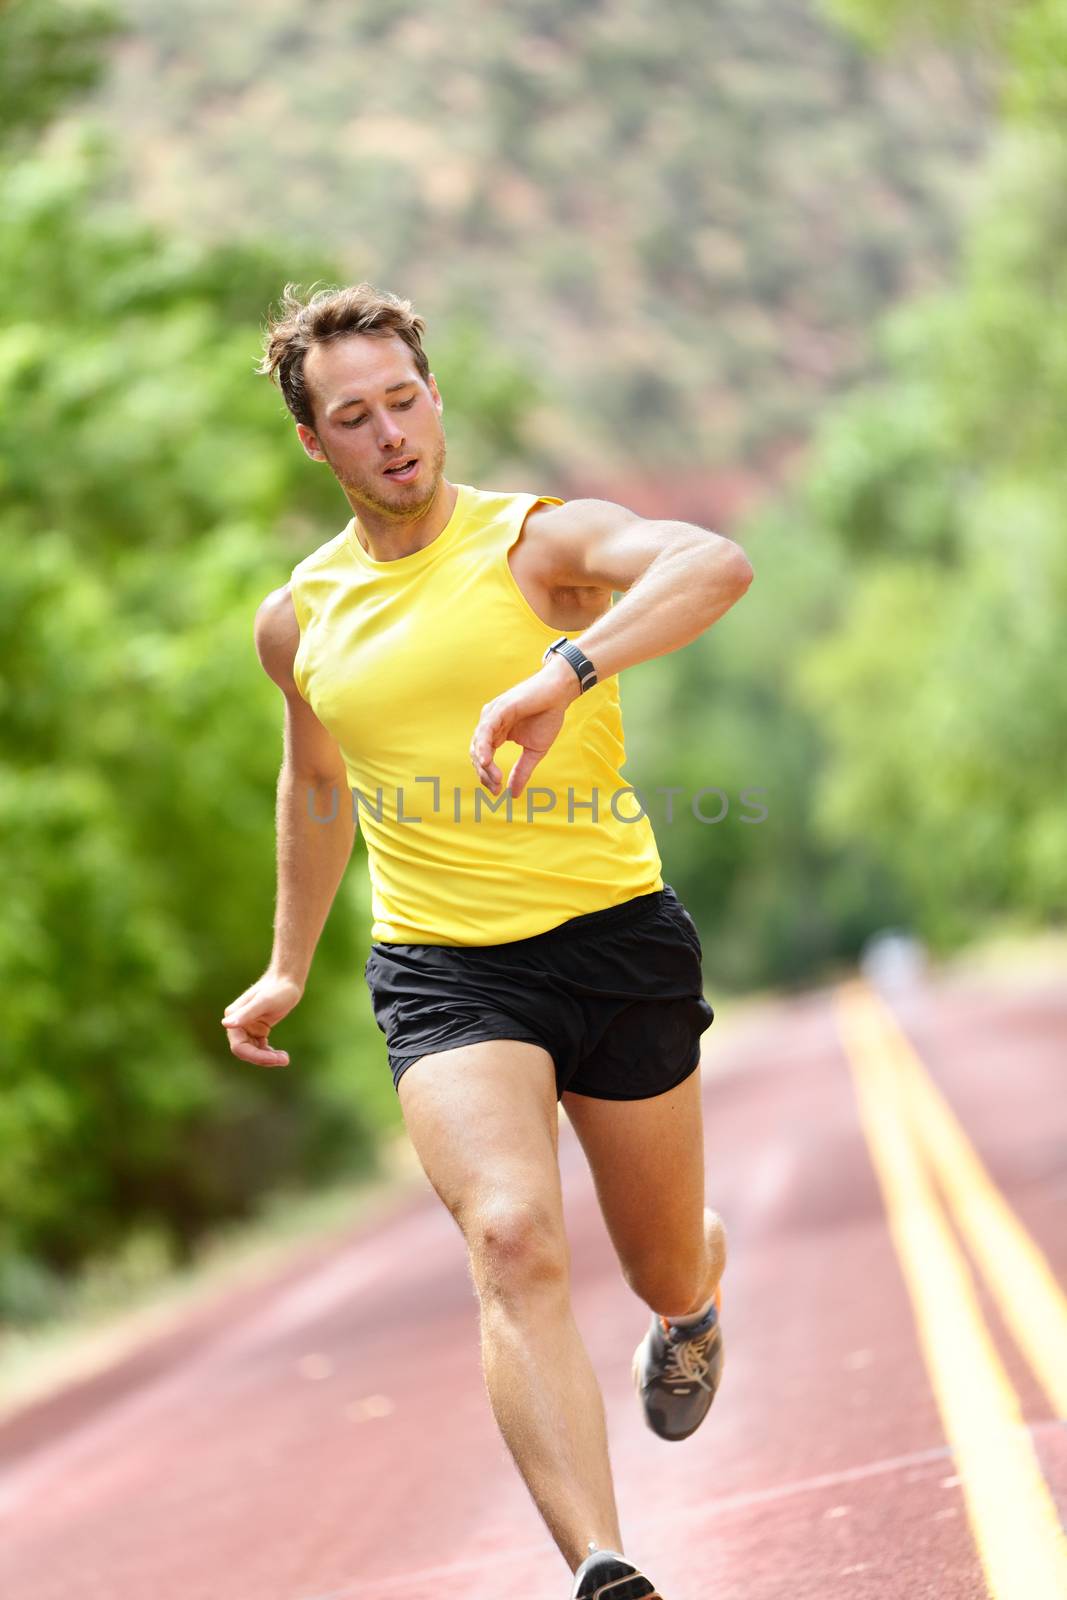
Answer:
[{"left": 542, "top": 634, "right": 598, "bottom": 693}]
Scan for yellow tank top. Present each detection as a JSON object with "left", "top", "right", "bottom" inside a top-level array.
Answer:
[{"left": 289, "top": 482, "right": 663, "bottom": 944}]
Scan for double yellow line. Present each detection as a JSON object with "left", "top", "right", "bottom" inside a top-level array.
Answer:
[{"left": 835, "top": 980, "right": 1067, "bottom": 1599}]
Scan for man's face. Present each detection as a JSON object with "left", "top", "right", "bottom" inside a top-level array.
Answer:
[{"left": 296, "top": 333, "right": 447, "bottom": 517}]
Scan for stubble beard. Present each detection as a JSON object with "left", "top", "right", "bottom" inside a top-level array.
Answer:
[{"left": 329, "top": 427, "right": 448, "bottom": 521}]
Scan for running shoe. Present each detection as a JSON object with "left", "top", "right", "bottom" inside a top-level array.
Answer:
[
  {"left": 570, "top": 1547, "right": 663, "bottom": 1599},
  {"left": 631, "top": 1288, "right": 723, "bottom": 1442}
]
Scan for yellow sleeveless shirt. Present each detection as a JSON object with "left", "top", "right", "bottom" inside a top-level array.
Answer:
[{"left": 289, "top": 482, "right": 663, "bottom": 945}]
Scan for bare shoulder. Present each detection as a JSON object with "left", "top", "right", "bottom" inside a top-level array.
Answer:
[
  {"left": 254, "top": 584, "right": 300, "bottom": 692},
  {"left": 253, "top": 584, "right": 349, "bottom": 779},
  {"left": 525, "top": 496, "right": 643, "bottom": 539},
  {"left": 522, "top": 494, "right": 750, "bottom": 596},
  {"left": 521, "top": 496, "right": 644, "bottom": 592}
]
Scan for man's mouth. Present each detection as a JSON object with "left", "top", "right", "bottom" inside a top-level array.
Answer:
[{"left": 383, "top": 457, "right": 419, "bottom": 481}]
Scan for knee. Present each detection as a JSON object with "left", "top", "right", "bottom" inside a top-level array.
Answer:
[{"left": 463, "top": 1199, "right": 570, "bottom": 1304}]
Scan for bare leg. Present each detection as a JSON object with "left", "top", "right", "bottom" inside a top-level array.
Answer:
[
  {"left": 398, "top": 1039, "right": 623, "bottom": 1572},
  {"left": 562, "top": 1065, "right": 727, "bottom": 1317}
]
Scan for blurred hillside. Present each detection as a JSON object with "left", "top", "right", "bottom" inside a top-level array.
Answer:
[{"left": 85, "top": 0, "right": 996, "bottom": 510}]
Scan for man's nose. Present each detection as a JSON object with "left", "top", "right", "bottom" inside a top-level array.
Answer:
[{"left": 378, "top": 413, "right": 406, "bottom": 447}]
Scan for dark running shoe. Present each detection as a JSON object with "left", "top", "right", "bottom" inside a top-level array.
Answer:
[
  {"left": 631, "top": 1289, "right": 724, "bottom": 1442},
  {"left": 570, "top": 1547, "right": 663, "bottom": 1599}
]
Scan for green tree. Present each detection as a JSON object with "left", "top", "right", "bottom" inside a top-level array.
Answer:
[
  {"left": 0, "top": 4, "right": 540, "bottom": 1313},
  {"left": 644, "top": 0, "right": 1067, "bottom": 982},
  {"left": 0, "top": 0, "right": 120, "bottom": 147},
  {"left": 786, "top": 1, "right": 1067, "bottom": 943}
]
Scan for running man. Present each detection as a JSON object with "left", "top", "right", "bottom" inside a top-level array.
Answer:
[{"left": 222, "top": 283, "right": 753, "bottom": 1599}]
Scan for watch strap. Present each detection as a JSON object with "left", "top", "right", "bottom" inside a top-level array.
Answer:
[{"left": 542, "top": 634, "right": 598, "bottom": 693}]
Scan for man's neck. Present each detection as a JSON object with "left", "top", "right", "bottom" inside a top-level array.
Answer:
[{"left": 349, "top": 478, "right": 459, "bottom": 561}]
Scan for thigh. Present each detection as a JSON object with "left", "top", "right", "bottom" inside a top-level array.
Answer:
[
  {"left": 561, "top": 1064, "right": 708, "bottom": 1286},
  {"left": 397, "top": 1038, "right": 563, "bottom": 1238}
]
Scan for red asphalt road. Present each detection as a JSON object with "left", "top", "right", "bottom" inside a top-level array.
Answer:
[{"left": 1, "top": 961, "right": 1064, "bottom": 1600}]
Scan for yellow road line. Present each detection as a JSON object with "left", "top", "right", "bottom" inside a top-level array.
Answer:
[
  {"left": 836, "top": 981, "right": 1067, "bottom": 1600},
  {"left": 868, "top": 984, "right": 1067, "bottom": 1421}
]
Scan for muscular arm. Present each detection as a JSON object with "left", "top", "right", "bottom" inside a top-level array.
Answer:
[
  {"left": 255, "top": 585, "right": 355, "bottom": 992},
  {"left": 535, "top": 498, "right": 754, "bottom": 683},
  {"left": 470, "top": 499, "right": 753, "bottom": 798}
]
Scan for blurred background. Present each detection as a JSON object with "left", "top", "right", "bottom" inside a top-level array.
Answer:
[{"left": 1, "top": 0, "right": 1063, "bottom": 1336}]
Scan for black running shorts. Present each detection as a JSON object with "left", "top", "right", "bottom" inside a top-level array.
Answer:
[{"left": 363, "top": 883, "right": 714, "bottom": 1101}]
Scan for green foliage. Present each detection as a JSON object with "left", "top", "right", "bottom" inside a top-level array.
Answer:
[
  {"left": 619, "top": 1, "right": 1067, "bottom": 983},
  {"left": 0, "top": 0, "right": 121, "bottom": 147},
  {"left": 1006, "top": 2, "right": 1067, "bottom": 126},
  {"left": 728, "top": 3, "right": 1067, "bottom": 956},
  {"left": 821, "top": 0, "right": 1009, "bottom": 53},
  {"left": 0, "top": 133, "right": 382, "bottom": 1291},
  {"left": 0, "top": 110, "right": 542, "bottom": 1300},
  {"left": 820, "top": 1, "right": 1067, "bottom": 128}
]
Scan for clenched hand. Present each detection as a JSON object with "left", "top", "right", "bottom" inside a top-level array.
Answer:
[{"left": 221, "top": 971, "right": 303, "bottom": 1067}]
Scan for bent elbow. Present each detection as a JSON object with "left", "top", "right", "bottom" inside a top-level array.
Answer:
[{"left": 726, "top": 542, "right": 754, "bottom": 598}]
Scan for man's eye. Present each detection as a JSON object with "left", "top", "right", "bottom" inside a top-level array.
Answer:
[{"left": 341, "top": 397, "right": 416, "bottom": 429}]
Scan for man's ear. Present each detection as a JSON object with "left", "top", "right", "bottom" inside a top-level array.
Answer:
[
  {"left": 296, "top": 422, "right": 327, "bottom": 462},
  {"left": 428, "top": 374, "right": 444, "bottom": 415}
]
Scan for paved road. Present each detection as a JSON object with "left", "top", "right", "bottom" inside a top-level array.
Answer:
[{"left": 1, "top": 960, "right": 1064, "bottom": 1600}]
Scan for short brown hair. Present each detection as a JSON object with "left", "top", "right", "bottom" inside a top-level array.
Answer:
[{"left": 257, "top": 281, "right": 431, "bottom": 428}]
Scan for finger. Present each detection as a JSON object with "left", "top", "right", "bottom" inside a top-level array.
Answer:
[
  {"left": 225, "top": 1024, "right": 290, "bottom": 1067},
  {"left": 222, "top": 1012, "right": 280, "bottom": 1040},
  {"left": 468, "top": 738, "right": 501, "bottom": 792},
  {"left": 223, "top": 987, "right": 257, "bottom": 1017},
  {"left": 222, "top": 1010, "right": 261, "bottom": 1029},
  {"left": 472, "top": 709, "right": 506, "bottom": 770},
  {"left": 505, "top": 749, "right": 541, "bottom": 799}
]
